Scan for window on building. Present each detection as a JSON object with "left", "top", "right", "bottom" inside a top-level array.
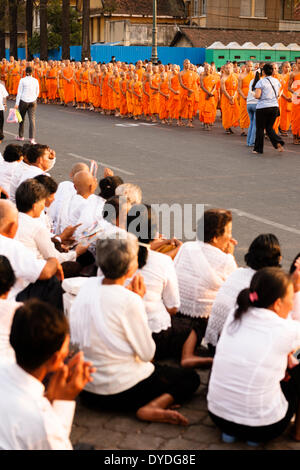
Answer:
[
  {"left": 282, "top": 0, "right": 300, "bottom": 20},
  {"left": 240, "top": 0, "right": 266, "bottom": 17},
  {"left": 193, "top": 0, "right": 199, "bottom": 16},
  {"left": 201, "top": 0, "right": 207, "bottom": 15}
]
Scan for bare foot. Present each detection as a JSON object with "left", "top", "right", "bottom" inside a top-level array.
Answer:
[
  {"left": 137, "top": 407, "right": 189, "bottom": 425},
  {"left": 277, "top": 143, "right": 284, "bottom": 152}
]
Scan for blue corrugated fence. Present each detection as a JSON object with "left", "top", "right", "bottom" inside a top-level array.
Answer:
[{"left": 5, "top": 45, "right": 205, "bottom": 68}]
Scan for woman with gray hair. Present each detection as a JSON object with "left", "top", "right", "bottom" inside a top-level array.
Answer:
[{"left": 70, "top": 233, "right": 199, "bottom": 425}]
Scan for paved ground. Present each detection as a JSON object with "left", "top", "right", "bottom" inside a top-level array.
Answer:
[{"left": 1, "top": 101, "right": 300, "bottom": 452}]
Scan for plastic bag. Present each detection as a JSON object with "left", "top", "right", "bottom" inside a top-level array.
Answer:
[
  {"left": 15, "top": 109, "right": 22, "bottom": 123},
  {"left": 6, "top": 108, "right": 18, "bottom": 124}
]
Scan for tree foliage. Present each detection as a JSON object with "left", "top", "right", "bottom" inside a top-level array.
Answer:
[{"left": 28, "top": 0, "right": 81, "bottom": 54}]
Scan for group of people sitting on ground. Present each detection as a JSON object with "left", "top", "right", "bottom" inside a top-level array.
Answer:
[
  {"left": 1, "top": 56, "right": 300, "bottom": 145},
  {"left": 0, "top": 141, "right": 300, "bottom": 449}
]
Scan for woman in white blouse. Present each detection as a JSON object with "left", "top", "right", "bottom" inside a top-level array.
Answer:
[
  {"left": 15, "top": 179, "right": 88, "bottom": 275},
  {"left": 70, "top": 234, "right": 200, "bottom": 425},
  {"left": 174, "top": 209, "right": 238, "bottom": 350},
  {"left": 207, "top": 267, "right": 300, "bottom": 444},
  {"left": 205, "top": 233, "right": 282, "bottom": 354},
  {"left": 127, "top": 204, "right": 213, "bottom": 368}
]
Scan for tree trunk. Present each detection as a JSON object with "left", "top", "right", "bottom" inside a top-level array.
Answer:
[
  {"left": 0, "top": 0, "right": 6, "bottom": 60},
  {"left": 26, "top": 0, "right": 34, "bottom": 60},
  {"left": 9, "top": 0, "right": 18, "bottom": 59},
  {"left": 62, "top": 0, "right": 70, "bottom": 60},
  {"left": 81, "top": 0, "right": 90, "bottom": 61},
  {"left": 39, "top": 0, "right": 48, "bottom": 60}
]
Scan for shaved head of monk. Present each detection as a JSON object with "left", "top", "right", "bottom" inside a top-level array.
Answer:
[
  {"left": 73, "top": 171, "right": 97, "bottom": 198},
  {"left": 70, "top": 163, "right": 90, "bottom": 180}
]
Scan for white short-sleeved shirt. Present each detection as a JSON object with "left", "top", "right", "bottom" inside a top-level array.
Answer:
[
  {"left": 0, "top": 234, "right": 46, "bottom": 299},
  {"left": 255, "top": 77, "right": 281, "bottom": 109},
  {"left": 16, "top": 213, "right": 76, "bottom": 264},
  {"left": 207, "top": 307, "right": 300, "bottom": 426},
  {"left": 0, "top": 363, "right": 75, "bottom": 450},
  {"left": 10, "top": 161, "right": 46, "bottom": 203},
  {"left": 0, "top": 299, "right": 22, "bottom": 364},
  {"left": 0, "top": 161, "right": 21, "bottom": 195},
  {"left": 70, "top": 279, "right": 155, "bottom": 395},
  {"left": 0, "top": 83, "right": 8, "bottom": 111},
  {"left": 174, "top": 241, "right": 237, "bottom": 318},
  {"left": 135, "top": 250, "right": 180, "bottom": 333}
]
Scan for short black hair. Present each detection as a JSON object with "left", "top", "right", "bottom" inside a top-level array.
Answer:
[
  {"left": 3, "top": 144, "right": 23, "bottom": 163},
  {"left": 15, "top": 178, "right": 47, "bottom": 213},
  {"left": 26, "top": 144, "right": 49, "bottom": 164},
  {"left": 264, "top": 63, "right": 274, "bottom": 76},
  {"left": 34, "top": 174, "right": 58, "bottom": 196},
  {"left": 244, "top": 234, "right": 281, "bottom": 270},
  {"left": 99, "top": 176, "right": 124, "bottom": 200},
  {"left": 197, "top": 209, "right": 232, "bottom": 243},
  {"left": 102, "top": 196, "right": 122, "bottom": 224},
  {"left": 25, "top": 66, "right": 33, "bottom": 75},
  {"left": 10, "top": 299, "right": 69, "bottom": 371},
  {"left": 0, "top": 256, "right": 16, "bottom": 295}
]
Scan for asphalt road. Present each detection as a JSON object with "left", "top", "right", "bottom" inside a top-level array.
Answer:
[{"left": 2, "top": 100, "right": 299, "bottom": 270}]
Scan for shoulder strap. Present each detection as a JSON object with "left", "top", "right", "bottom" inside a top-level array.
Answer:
[{"left": 265, "top": 77, "right": 278, "bottom": 99}]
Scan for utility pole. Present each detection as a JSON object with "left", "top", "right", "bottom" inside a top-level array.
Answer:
[{"left": 151, "top": 0, "right": 158, "bottom": 64}]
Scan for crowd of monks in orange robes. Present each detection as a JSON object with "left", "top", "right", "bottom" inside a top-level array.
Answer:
[{"left": 1, "top": 55, "right": 299, "bottom": 143}]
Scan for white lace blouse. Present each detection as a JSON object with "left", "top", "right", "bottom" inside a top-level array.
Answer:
[{"left": 174, "top": 241, "right": 237, "bottom": 318}]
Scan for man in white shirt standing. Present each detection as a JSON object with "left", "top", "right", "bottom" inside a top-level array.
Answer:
[
  {"left": 0, "top": 298, "right": 95, "bottom": 450},
  {"left": 14, "top": 66, "right": 39, "bottom": 144},
  {"left": 0, "top": 80, "right": 8, "bottom": 144}
]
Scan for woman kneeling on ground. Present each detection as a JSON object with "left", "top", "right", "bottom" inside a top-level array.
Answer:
[
  {"left": 207, "top": 266, "right": 300, "bottom": 445},
  {"left": 70, "top": 233, "right": 200, "bottom": 425}
]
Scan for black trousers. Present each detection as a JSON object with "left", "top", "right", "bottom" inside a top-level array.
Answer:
[
  {"left": 18, "top": 99, "right": 37, "bottom": 139},
  {"left": 16, "top": 275, "right": 63, "bottom": 310},
  {"left": 80, "top": 364, "right": 200, "bottom": 412},
  {"left": 209, "top": 363, "right": 300, "bottom": 443},
  {"left": 0, "top": 110, "right": 3, "bottom": 140},
  {"left": 253, "top": 107, "right": 284, "bottom": 154}
]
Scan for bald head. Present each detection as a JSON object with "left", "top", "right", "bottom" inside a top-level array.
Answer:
[
  {"left": 70, "top": 162, "right": 89, "bottom": 179},
  {"left": 73, "top": 171, "right": 97, "bottom": 198},
  {"left": 0, "top": 200, "right": 18, "bottom": 236}
]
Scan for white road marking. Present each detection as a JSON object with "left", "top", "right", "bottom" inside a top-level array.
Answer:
[
  {"left": 230, "top": 208, "right": 300, "bottom": 235},
  {"left": 115, "top": 123, "right": 139, "bottom": 127},
  {"left": 68, "top": 153, "right": 135, "bottom": 176},
  {"left": 4, "top": 130, "right": 18, "bottom": 137}
]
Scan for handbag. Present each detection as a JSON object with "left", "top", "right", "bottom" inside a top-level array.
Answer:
[
  {"left": 15, "top": 109, "right": 22, "bottom": 123},
  {"left": 6, "top": 108, "right": 18, "bottom": 123}
]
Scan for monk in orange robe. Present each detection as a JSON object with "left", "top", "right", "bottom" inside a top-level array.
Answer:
[
  {"left": 62, "top": 60, "right": 75, "bottom": 105},
  {"left": 93, "top": 64, "right": 102, "bottom": 112},
  {"left": 199, "top": 64, "right": 217, "bottom": 129},
  {"left": 119, "top": 71, "right": 128, "bottom": 118},
  {"left": 220, "top": 63, "right": 240, "bottom": 133},
  {"left": 74, "top": 62, "right": 83, "bottom": 108},
  {"left": 125, "top": 71, "right": 134, "bottom": 118},
  {"left": 238, "top": 61, "right": 254, "bottom": 135},
  {"left": 88, "top": 65, "right": 95, "bottom": 110},
  {"left": 80, "top": 62, "right": 89, "bottom": 109},
  {"left": 179, "top": 59, "right": 195, "bottom": 127},
  {"left": 158, "top": 72, "right": 170, "bottom": 123},
  {"left": 288, "top": 57, "right": 300, "bottom": 145},
  {"left": 272, "top": 63, "right": 283, "bottom": 134},
  {"left": 135, "top": 60, "right": 144, "bottom": 81},
  {"left": 142, "top": 65, "right": 152, "bottom": 120},
  {"left": 11, "top": 61, "right": 20, "bottom": 97},
  {"left": 46, "top": 61, "right": 58, "bottom": 103},
  {"left": 279, "top": 62, "right": 292, "bottom": 136},
  {"left": 149, "top": 66, "right": 160, "bottom": 122},
  {"left": 168, "top": 65, "right": 181, "bottom": 126},
  {"left": 132, "top": 73, "right": 143, "bottom": 120}
]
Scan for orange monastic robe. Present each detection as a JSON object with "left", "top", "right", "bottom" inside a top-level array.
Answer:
[
  {"left": 119, "top": 80, "right": 128, "bottom": 116},
  {"left": 169, "top": 74, "right": 181, "bottom": 120},
  {"left": 150, "top": 73, "right": 160, "bottom": 115},
  {"left": 93, "top": 74, "right": 101, "bottom": 109},
  {"left": 273, "top": 73, "right": 283, "bottom": 133},
  {"left": 81, "top": 70, "right": 89, "bottom": 104},
  {"left": 239, "top": 72, "right": 255, "bottom": 128},
  {"left": 279, "top": 73, "right": 293, "bottom": 132},
  {"left": 102, "top": 73, "right": 111, "bottom": 111},
  {"left": 63, "top": 66, "right": 75, "bottom": 104},
  {"left": 291, "top": 72, "right": 300, "bottom": 136},
  {"left": 180, "top": 70, "right": 195, "bottom": 120},
  {"left": 199, "top": 74, "right": 218, "bottom": 124},
  {"left": 159, "top": 78, "right": 170, "bottom": 120},
  {"left": 74, "top": 69, "right": 82, "bottom": 103},
  {"left": 221, "top": 74, "right": 240, "bottom": 129},
  {"left": 142, "top": 79, "right": 151, "bottom": 117},
  {"left": 47, "top": 67, "right": 58, "bottom": 101},
  {"left": 132, "top": 81, "right": 143, "bottom": 116},
  {"left": 11, "top": 64, "right": 21, "bottom": 96}
]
